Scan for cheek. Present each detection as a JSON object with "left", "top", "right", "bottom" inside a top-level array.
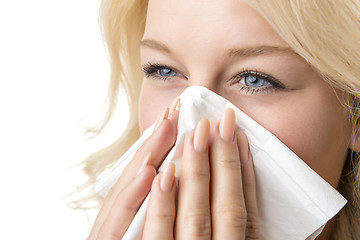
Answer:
[
  {"left": 238, "top": 87, "right": 351, "bottom": 188},
  {"left": 138, "top": 81, "right": 183, "bottom": 132}
]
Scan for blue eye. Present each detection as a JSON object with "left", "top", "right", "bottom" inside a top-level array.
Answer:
[
  {"left": 241, "top": 75, "right": 271, "bottom": 88},
  {"left": 232, "top": 70, "right": 285, "bottom": 94},
  {"left": 159, "top": 68, "right": 177, "bottom": 77},
  {"left": 142, "top": 63, "right": 180, "bottom": 80}
]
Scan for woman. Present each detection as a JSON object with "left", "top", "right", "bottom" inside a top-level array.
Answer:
[{"left": 84, "top": 0, "right": 360, "bottom": 239}]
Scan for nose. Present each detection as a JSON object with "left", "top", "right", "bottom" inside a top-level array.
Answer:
[{"left": 188, "top": 74, "right": 220, "bottom": 94}]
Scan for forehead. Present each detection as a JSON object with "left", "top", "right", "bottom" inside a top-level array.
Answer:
[{"left": 143, "top": 0, "right": 289, "bottom": 50}]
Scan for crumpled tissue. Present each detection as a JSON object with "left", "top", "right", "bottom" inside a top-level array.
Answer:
[{"left": 95, "top": 86, "right": 347, "bottom": 240}]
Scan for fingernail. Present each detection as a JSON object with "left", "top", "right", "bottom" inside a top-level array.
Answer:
[
  {"left": 160, "top": 163, "right": 175, "bottom": 192},
  {"left": 169, "top": 97, "right": 180, "bottom": 115},
  {"left": 155, "top": 107, "right": 169, "bottom": 129},
  {"left": 136, "top": 152, "right": 151, "bottom": 176},
  {"left": 237, "top": 131, "right": 249, "bottom": 165},
  {"left": 193, "top": 118, "right": 210, "bottom": 153},
  {"left": 245, "top": 150, "right": 252, "bottom": 165},
  {"left": 220, "top": 108, "right": 235, "bottom": 142},
  {"left": 240, "top": 147, "right": 250, "bottom": 165}
]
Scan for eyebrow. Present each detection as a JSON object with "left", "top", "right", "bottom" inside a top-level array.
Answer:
[
  {"left": 141, "top": 39, "right": 171, "bottom": 53},
  {"left": 141, "top": 38, "right": 298, "bottom": 57},
  {"left": 228, "top": 45, "right": 298, "bottom": 58}
]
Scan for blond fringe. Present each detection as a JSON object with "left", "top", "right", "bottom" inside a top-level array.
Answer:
[{"left": 77, "top": 0, "right": 360, "bottom": 239}]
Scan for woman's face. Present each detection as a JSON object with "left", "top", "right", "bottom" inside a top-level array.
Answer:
[{"left": 139, "top": 0, "right": 353, "bottom": 188}]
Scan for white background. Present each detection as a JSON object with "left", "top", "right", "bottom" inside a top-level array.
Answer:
[{"left": 0, "top": 0, "right": 128, "bottom": 239}]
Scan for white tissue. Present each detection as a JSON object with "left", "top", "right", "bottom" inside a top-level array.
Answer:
[{"left": 95, "top": 86, "right": 347, "bottom": 240}]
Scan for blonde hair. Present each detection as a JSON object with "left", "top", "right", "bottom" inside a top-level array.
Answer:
[{"left": 82, "top": 0, "right": 360, "bottom": 238}]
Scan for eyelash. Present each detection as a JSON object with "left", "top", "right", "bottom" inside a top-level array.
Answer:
[{"left": 142, "top": 63, "right": 285, "bottom": 94}]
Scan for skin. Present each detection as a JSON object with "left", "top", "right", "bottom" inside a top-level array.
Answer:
[
  {"left": 139, "top": 0, "right": 353, "bottom": 190},
  {"left": 88, "top": 0, "right": 359, "bottom": 239},
  {"left": 139, "top": 0, "right": 356, "bottom": 238}
]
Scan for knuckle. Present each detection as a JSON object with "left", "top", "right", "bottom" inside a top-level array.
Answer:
[
  {"left": 182, "top": 165, "right": 210, "bottom": 183},
  {"left": 246, "top": 212, "right": 261, "bottom": 239},
  {"left": 218, "top": 156, "right": 241, "bottom": 170},
  {"left": 183, "top": 212, "right": 211, "bottom": 237},
  {"left": 152, "top": 209, "right": 175, "bottom": 222},
  {"left": 216, "top": 203, "right": 248, "bottom": 230},
  {"left": 187, "top": 167, "right": 210, "bottom": 180},
  {"left": 216, "top": 155, "right": 241, "bottom": 170},
  {"left": 211, "top": 138, "right": 241, "bottom": 170}
]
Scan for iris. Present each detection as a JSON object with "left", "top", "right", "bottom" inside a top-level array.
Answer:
[
  {"left": 159, "top": 68, "right": 177, "bottom": 77},
  {"left": 243, "top": 75, "right": 269, "bottom": 88}
]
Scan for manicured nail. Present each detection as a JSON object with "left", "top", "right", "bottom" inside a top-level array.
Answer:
[
  {"left": 155, "top": 107, "right": 169, "bottom": 129},
  {"left": 193, "top": 118, "right": 210, "bottom": 153},
  {"left": 136, "top": 152, "right": 151, "bottom": 176},
  {"left": 245, "top": 150, "right": 252, "bottom": 165},
  {"left": 237, "top": 131, "right": 249, "bottom": 165},
  {"left": 160, "top": 163, "right": 175, "bottom": 192},
  {"left": 220, "top": 108, "right": 235, "bottom": 142},
  {"left": 169, "top": 97, "right": 180, "bottom": 115},
  {"left": 240, "top": 146, "right": 250, "bottom": 165}
]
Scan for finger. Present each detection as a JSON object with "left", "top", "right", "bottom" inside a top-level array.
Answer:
[
  {"left": 168, "top": 96, "right": 180, "bottom": 127},
  {"left": 112, "top": 97, "right": 179, "bottom": 195},
  {"left": 87, "top": 153, "right": 152, "bottom": 239},
  {"left": 176, "top": 118, "right": 211, "bottom": 240},
  {"left": 210, "top": 109, "right": 246, "bottom": 240},
  {"left": 168, "top": 107, "right": 179, "bottom": 128},
  {"left": 237, "top": 131, "right": 260, "bottom": 239},
  {"left": 143, "top": 163, "right": 176, "bottom": 240},
  {"left": 96, "top": 166, "right": 157, "bottom": 240},
  {"left": 91, "top": 107, "right": 178, "bottom": 238},
  {"left": 120, "top": 109, "right": 177, "bottom": 189}
]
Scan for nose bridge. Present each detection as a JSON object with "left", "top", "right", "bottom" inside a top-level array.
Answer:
[
  {"left": 184, "top": 43, "right": 225, "bottom": 94},
  {"left": 189, "top": 79, "right": 217, "bottom": 93},
  {"left": 187, "top": 66, "right": 221, "bottom": 94}
]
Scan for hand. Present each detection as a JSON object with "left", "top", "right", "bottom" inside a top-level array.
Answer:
[
  {"left": 87, "top": 105, "right": 179, "bottom": 240},
  {"left": 143, "top": 108, "right": 260, "bottom": 239}
]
